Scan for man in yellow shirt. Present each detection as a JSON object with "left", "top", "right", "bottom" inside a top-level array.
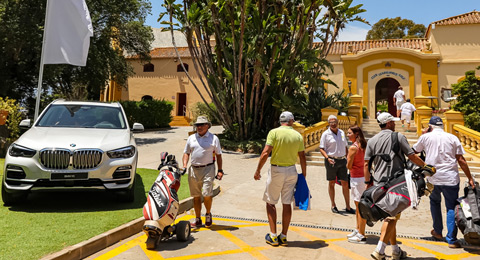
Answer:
[{"left": 254, "top": 111, "right": 307, "bottom": 247}]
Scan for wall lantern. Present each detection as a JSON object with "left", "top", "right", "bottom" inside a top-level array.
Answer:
[
  {"left": 347, "top": 80, "right": 352, "bottom": 94},
  {"left": 427, "top": 80, "right": 432, "bottom": 94}
]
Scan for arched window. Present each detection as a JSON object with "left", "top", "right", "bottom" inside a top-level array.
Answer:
[
  {"left": 177, "top": 63, "right": 189, "bottom": 72},
  {"left": 143, "top": 63, "right": 154, "bottom": 72},
  {"left": 141, "top": 95, "right": 153, "bottom": 101}
]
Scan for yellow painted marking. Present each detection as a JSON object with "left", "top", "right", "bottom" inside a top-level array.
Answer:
[
  {"left": 290, "top": 227, "right": 369, "bottom": 260},
  {"left": 216, "top": 229, "right": 270, "bottom": 259},
  {"left": 399, "top": 239, "right": 479, "bottom": 260},
  {"left": 165, "top": 246, "right": 271, "bottom": 260},
  {"left": 138, "top": 241, "right": 166, "bottom": 259},
  {"left": 95, "top": 215, "right": 480, "bottom": 260}
]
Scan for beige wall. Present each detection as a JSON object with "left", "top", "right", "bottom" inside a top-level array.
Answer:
[
  {"left": 125, "top": 58, "right": 211, "bottom": 117},
  {"left": 430, "top": 24, "right": 480, "bottom": 61}
]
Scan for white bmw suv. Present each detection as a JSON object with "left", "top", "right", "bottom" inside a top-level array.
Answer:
[{"left": 2, "top": 100, "right": 144, "bottom": 205}]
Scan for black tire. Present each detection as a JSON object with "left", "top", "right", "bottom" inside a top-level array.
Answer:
[
  {"left": 176, "top": 221, "right": 191, "bottom": 242},
  {"left": 117, "top": 178, "right": 135, "bottom": 203},
  {"left": 2, "top": 182, "right": 27, "bottom": 206}
]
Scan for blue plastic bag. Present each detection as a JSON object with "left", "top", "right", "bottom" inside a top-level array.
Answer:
[{"left": 294, "top": 173, "right": 311, "bottom": 211}]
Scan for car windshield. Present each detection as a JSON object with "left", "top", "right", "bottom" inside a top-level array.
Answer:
[{"left": 36, "top": 104, "right": 127, "bottom": 129}]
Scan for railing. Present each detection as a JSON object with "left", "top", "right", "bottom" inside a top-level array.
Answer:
[
  {"left": 303, "top": 122, "right": 328, "bottom": 152},
  {"left": 337, "top": 115, "right": 357, "bottom": 131},
  {"left": 183, "top": 105, "right": 187, "bottom": 116},
  {"left": 453, "top": 124, "right": 480, "bottom": 157}
]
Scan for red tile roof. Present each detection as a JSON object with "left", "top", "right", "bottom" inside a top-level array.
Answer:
[
  {"left": 432, "top": 11, "right": 480, "bottom": 26},
  {"left": 127, "top": 47, "right": 191, "bottom": 59},
  {"left": 324, "top": 38, "right": 427, "bottom": 55}
]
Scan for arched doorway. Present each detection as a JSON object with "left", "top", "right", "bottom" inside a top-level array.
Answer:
[{"left": 375, "top": 78, "right": 400, "bottom": 117}]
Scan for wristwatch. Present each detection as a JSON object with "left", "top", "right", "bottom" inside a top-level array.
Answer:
[{"left": 218, "top": 169, "right": 224, "bottom": 173}]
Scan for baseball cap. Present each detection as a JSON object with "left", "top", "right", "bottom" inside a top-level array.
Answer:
[
  {"left": 429, "top": 116, "right": 443, "bottom": 126},
  {"left": 279, "top": 111, "right": 294, "bottom": 122},
  {"left": 377, "top": 112, "right": 400, "bottom": 124}
]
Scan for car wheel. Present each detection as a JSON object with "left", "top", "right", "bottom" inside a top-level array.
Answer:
[
  {"left": 2, "top": 182, "right": 28, "bottom": 206},
  {"left": 176, "top": 221, "right": 191, "bottom": 242},
  {"left": 117, "top": 178, "right": 135, "bottom": 203}
]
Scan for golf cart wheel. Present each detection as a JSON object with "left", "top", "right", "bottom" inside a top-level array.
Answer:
[
  {"left": 146, "top": 235, "right": 159, "bottom": 250},
  {"left": 176, "top": 221, "right": 191, "bottom": 242}
]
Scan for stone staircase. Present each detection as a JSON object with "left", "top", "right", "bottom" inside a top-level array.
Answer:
[
  {"left": 305, "top": 118, "right": 480, "bottom": 177},
  {"left": 169, "top": 116, "right": 191, "bottom": 127}
]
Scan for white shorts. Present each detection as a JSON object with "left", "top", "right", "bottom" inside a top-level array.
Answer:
[
  {"left": 350, "top": 177, "right": 366, "bottom": 202},
  {"left": 401, "top": 113, "right": 411, "bottom": 123},
  {"left": 396, "top": 100, "right": 405, "bottom": 110},
  {"left": 263, "top": 165, "right": 298, "bottom": 205}
]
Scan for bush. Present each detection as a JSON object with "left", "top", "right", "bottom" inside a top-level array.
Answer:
[
  {"left": 191, "top": 102, "right": 220, "bottom": 125},
  {"left": 218, "top": 135, "right": 265, "bottom": 154},
  {"left": 453, "top": 69, "right": 480, "bottom": 132},
  {"left": 120, "top": 99, "right": 174, "bottom": 129}
]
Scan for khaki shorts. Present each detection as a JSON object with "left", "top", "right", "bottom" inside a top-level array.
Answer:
[
  {"left": 263, "top": 165, "right": 298, "bottom": 205},
  {"left": 188, "top": 164, "right": 215, "bottom": 197},
  {"left": 396, "top": 100, "right": 406, "bottom": 110}
]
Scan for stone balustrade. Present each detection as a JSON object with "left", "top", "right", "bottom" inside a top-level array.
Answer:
[{"left": 453, "top": 124, "right": 480, "bottom": 157}]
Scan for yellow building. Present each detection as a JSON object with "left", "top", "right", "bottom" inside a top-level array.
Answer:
[{"left": 109, "top": 11, "right": 480, "bottom": 120}]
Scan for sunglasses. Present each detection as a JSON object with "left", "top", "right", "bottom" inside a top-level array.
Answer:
[{"left": 195, "top": 123, "right": 208, "bottom": 127}]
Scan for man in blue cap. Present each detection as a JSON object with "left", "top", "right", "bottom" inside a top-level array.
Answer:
[{"left": 413, "top": 116, "right": 475, "bottom": 249}]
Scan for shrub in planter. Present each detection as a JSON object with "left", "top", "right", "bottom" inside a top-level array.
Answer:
[{"left": 120, "top": 99, "right": 174, "bottom": 129}]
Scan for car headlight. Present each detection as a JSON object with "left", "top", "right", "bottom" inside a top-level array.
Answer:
[
  {"left": 107, "top": 146, "right": 136, "bottom": 159},
  {"left": 9, "top": 143, "right": 36, "bottom": 158}
]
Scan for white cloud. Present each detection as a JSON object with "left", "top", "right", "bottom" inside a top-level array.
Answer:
[{"left": 337, "top": 25, "right": 369, "bottom": 41}]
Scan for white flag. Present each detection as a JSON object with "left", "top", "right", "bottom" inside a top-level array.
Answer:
[{"left": 43, "top": 0, "right": 94, "bottom": 66}]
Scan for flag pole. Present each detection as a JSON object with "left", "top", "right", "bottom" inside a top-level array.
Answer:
[{"left": 34, "top": 0, "right": 51, "bottom": 121}]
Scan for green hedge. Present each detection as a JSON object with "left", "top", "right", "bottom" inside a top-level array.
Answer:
[{"left": 120, "top": 99, "right": 174, "bottom": 128}]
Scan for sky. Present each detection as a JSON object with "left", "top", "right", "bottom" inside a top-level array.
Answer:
[{"left": 145, "top": 0, "right": 480, "bottom": 42}]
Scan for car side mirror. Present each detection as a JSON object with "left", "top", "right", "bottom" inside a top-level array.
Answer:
[
  {"left": 132, "top": 123, "right": 144, "bottom": 133},
  {"left": 19, "top": 119, "right": 32, "bottom": 130}
]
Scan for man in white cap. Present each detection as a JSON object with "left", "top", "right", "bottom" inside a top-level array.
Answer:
[
  {"left": 413, "top": 116, "right": 474, "bottom": 248},
  {"left": 254, "top": 111, "right": 306, "bottom": 247},
  {"left": 393, "top": 86, "right": 406, "bottom": 118},
  {"left": 365, "top": 112, "right": 427, "bottom": 260},
  {"left": 319, "top": 114, "right": 353, "bottom": 214},
  {"left": 183, "top": 116, "right": 223, "bottom": 228}
]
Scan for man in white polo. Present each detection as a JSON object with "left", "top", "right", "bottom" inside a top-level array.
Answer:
[
  {"left": 183, "top": 116, "right": 223, "bottom": 228},
  {"left": 393, "top": 86, "right": 406, "bottom": 118},
  {"left": 319, "top": 115, "right": 353, "bottom": 214},
  {"left": 399, "top": 98, "right": 416, "bottom": 131}
]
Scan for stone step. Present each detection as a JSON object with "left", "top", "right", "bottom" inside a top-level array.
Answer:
[{"left": 169, "top": 116, "right": 191, "bottom": 127}]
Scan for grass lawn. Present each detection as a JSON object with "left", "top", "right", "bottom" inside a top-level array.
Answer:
[{"left": 0, "top": 159, "right": 191, "bottom": 260}]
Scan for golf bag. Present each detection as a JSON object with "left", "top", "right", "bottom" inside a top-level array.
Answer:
[
  {"left": 358, "top": 132, "right": 435, "bottom": 226},
  {"left": 143, "top": 152, "right": 185, "bottom": 231},
  {"left": 455, "top": 184, "right": 480, "bottom": 245}
]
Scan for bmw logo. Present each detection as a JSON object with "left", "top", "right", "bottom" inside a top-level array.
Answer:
[{"left": 70, "top": 143, "right": 76, "bottom": 147}]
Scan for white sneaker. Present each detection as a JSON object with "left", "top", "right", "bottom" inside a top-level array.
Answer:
[
  {"left": 347, "top": 230, "right": 358, "bottom": 238},
  {"left": 371, "top": 250, "right": 386, "bottom": 260},
  {"left": 348, "top": 234, "right": 366, "bottom": 244},
  {"left": 392, "top": 247, "right": 407, "bottom": 260}
]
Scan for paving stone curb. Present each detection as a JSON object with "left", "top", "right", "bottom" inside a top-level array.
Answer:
[{"left": 41, "top": 185, "right": 221, "bottom": 260}]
